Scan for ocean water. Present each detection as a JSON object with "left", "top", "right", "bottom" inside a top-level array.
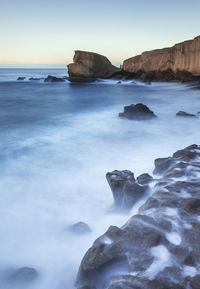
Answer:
[{"left": 0, "top": 68, "right": 200, "bottom": 289}]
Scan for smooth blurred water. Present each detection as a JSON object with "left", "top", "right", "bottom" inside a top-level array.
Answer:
[{"left": 0, "top": 69, "right": 200, "bottom": 289}]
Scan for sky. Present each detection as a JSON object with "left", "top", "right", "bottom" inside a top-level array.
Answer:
[{"left": 0, "top": 0, "right": 200, "bottom": 68}]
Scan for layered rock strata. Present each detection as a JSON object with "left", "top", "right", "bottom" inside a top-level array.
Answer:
[
  {"left": 123, "top": 36, "right": 200, "bottom": 76},
  {"left": 77, "top": 144, "right": 200, "bottom": 289}
]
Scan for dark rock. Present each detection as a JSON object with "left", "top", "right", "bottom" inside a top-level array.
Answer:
[
  {"left": 76, "top": 145, "right": 200, "bottom": 289},
  {"left": 172, "top": 145, "right": 200, "bottom": 162},
  {"left": 176, "top": 111, "right": 196, "bottom": 118},
  {"left": 7, "top": 267, "right": 38, "bottom": 284},
  {"left": 190, "top": 275, "right": 200, "bottom": 289},
  {"left": 180, "top": 198, "right": 200, "bottom": 215},
  {"left": 119, "top": 103, "right": 157, "bottom": 120},
  {"left": 70, "top": 222, "right": 92, "bottom": 234},
  {"left": 17, "top": 77, "right": 26, "bottom": 80},
  {"left": 153, "top": 157, "right": 175, "bottom": 175},
  {"left": 78, "top": 285, "right": 96, "bottom": 289},
  {"left": 29, "top": 77, "right": 41, "bottom": 81},
  {"left": 136, "top": 173, "right": 153, "bottom": 185},
  {"left": 44, "top": 75, "right": 65, "bottom": 82},
  {"left": 106, "top": 170, "right": 146, "bottom": 210}
]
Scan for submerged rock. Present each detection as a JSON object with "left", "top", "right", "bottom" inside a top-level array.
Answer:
[
  {"left": 119, "top": 103, "right": 157, "bottom": 120},
  {"left": 76, "top": 144, "right": 200, "bottom": 289},
  {"left": 70, "top": 222, "right": 92, "bottom": 234},
  {"left": 44, "top": 75, "right": 65, "bottom": 82},
  {"left": 68, "top": 51, "right": 120, "bottom": 81},
  {"left": 106, "top": 170, "right": 146, "bottom": 210},
  {"left": 7, "top": 267, "right": 38, "bottom": 284},
  {"left": 176, "top": 111, "right": 196, "bottom": 118}
]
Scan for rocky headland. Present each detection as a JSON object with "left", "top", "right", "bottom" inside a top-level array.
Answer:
[
  {"left": 76, "top": 144, "right": 200, "bottom": 289},
  {"left": 68, "top": 36, "right": 200, "bottom": 82}
]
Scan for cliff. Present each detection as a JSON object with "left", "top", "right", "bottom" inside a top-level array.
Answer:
[
  {"left": 68, "top": 51, "right": 120, "bottom": 81},
  {"left": 123, "top": 36, "right": 200, "bottom": 76}
]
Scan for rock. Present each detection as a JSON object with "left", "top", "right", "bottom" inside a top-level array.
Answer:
[
  {"left": 29, "top": 77, "right": 41, "bottom": 81},
  {"left": 78, "top": 285, "right": 96, "bottom": 289},
  {"left": 136, "top": 173, "right": 153, "bottom": 185},
  {"left": 106, "top": 170, "right": 146, "bottom": 210},
  {"left": 70, "top": 222, "right": 92, "bottom": 234},
  {"left": 153, "top": 157, "right": 175, "bottom": 175},
  {"left": 68, "top": 51, "right": 120, "bottom": 81},
  {"left": 123, "top": 36, "right": 200, "bottom": 78},
  {"left": 17, "top": 77, "right": 26, "bottom": 80},
  {"left": 119, "top": 103, "right": 157, "bottom": 120},
  {"left": 44, "top": 75, "right": 65, "bottom": 82},
  {"left": 176, "top": 111, "right": 196, "bottom": 118},
  {"left": 172, "top": 145, "right": 200, "bottom": 162},
  {"left": 190, "top": 275, "right": 200, "bottom": 289},
  {"left": 76, "top": 145, "right": 200, "bottom": 289},
  {"left": 7, "top": 267, "right": 38, "bottom": 284}
]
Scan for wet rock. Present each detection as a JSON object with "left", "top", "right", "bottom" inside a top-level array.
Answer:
[
  {"left": 180, "top": 198, "right": 200, "bottom": 215},
  {"left": 163, "top": 162, "right": 187, "bottom": 178},
  {"left": 190, "top": 275, "right": 200, "bottom": 289},
  {"left": 7, "top": 267, "right": 38, "bottom": 284},
  {"left": 70, "top": 222, "right": 92, "bottom": 234},
  {"left": 136, "top": 173, "right": 153, "bottom": 185},
  {"left": 76, "top": 145, "right": 200, "bottom": 289},
  {"left": 106, "top": 170, "right": 146, "bottom": 210},
  {"left": 119, "top": 103, "right": 157, "bottom": 120},
  {"left": 172, "top": 145, "right": 200, "bottom": 162},
  {"left": 77, "top": 215, "right": 164, "bottom": 287},
  {"left": 17, "top": 77, "right": 26, "bottom": 80},
  {"left": 153, "top": 157, "right": 175, "bottom": 175},
  {"left": 44, "top": 75, "right": 65, "bottom": 82},
  {"left": 176, "top": 111, "right": 196, "bottom": 118}
]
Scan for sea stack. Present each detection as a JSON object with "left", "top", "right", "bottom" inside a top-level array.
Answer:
[
  {"left": 123, "top": 36, "right": 200, "bottom": 77},
  {"left": 68, "top": 51, "right": 120, "bottom": 81}
]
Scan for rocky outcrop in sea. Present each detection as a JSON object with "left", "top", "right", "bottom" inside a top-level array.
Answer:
[
  {"left": 76, "top": 144, "right": 200, "bottom": 289},
  {"left": 67, "top": 36, "right": 200, "bottom": 82},
  {"left": 68, "top": 51, "right": 120, "bottom": 82}
]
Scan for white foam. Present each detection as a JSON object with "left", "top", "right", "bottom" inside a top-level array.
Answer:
[
  {"left": 166, "top": 232, "right": 181, "bottom": 245},
  {"left": 144, "top": 245, "right": 171, "bottom": 279},
  {"left": 183, "top": 266, "right": 198, "bottom": 277}
]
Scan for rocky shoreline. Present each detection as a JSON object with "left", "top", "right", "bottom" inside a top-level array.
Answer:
[
  {"left": 76, "top": 144, "right": 200, "bottom": 289},
  {"left": 67, "top": 36, "right": 200, "bottom": 83}
]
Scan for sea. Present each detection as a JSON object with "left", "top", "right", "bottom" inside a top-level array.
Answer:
[{"left": 0, "top": 68, "right": 200, "bottom": 289}]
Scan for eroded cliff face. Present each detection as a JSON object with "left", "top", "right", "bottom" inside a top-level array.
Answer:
[
  {"left": 68, "top": 51, "right": 120, "bottom": 81},
  {"left": 123, "top": 36, "right": 200, "bottom": 75}
]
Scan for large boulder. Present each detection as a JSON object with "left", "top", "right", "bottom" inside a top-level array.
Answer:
[
  {"left": 68, "top": 51, "right": 120, "bottom": 81},
  {"left": 119, "top": 103, "right": 157, "bottom": 120}
]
